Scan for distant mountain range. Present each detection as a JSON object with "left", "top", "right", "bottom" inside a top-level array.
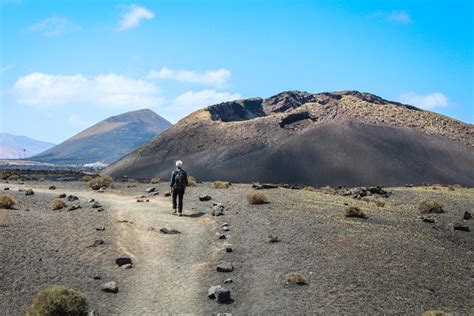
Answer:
[
  {"left": 31, "top": 109, "right": 172, "bottom": 165},
  {"left": 0, "top": 133, "right": 55, "bottom": 159},
  {"left": 103, "top": 90, "right": 474, "bottom": 186}
]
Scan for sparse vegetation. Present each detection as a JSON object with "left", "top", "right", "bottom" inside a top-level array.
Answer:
[
  {"left": 286, "top": 273, "right": 307, "bottom": 285},
  {"left": 187, "top": 176, "right": 197, "bottom": 186},
  {"left": 268, "top": 234, "right": 280, "bottom": 243},
  {"left": 150, "top": 177, "right": 161, "bottom": 184},
  {"left": 417, "top": 199, "right": 444, "bottom": 214},
  {"left": 246, "top": 192, "right": 268, "bottom": 204},
  {"left": 303, "top": 186, "right": 317, "bottom": 192},
  {"left": 26, "top": 285, "right": 88, "bottom": 316},
  {"left": 362, "top": 197, "right": 385, "bottom": 207},
  {"left": 321, "top": 186, "right": 336, "bottom": 194},
  {"left": 7, "top": 174, "right": 20, "bottom": 181},
  {"left": 79, "top": 175, "right": 92, "bottom": 182},
  {"left": 345, "top": 206, "right": 367, "bottom": 218},
  {"left": 52, "top": 199, "right": 66, "bottom": 210},
  {"left": 89, "top": 176, "right": 113, "bottom": 190},
  {"left": 0, "top": 194, "right": 17, "bottom": 209},
  {"left": 213, "top": 181, "right": 231, "bottom": 189},
  {"left": 420, "top": 216, "right": 436, "bottom": 223}
]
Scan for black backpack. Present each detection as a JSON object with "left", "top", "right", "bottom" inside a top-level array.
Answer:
[{"left": 174, "top": 171, "right": 186, "bottom": 190}]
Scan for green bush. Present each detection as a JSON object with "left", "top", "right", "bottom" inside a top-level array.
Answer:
[{"left": 26, "top": 285, "right": 88, "bottom": 316}]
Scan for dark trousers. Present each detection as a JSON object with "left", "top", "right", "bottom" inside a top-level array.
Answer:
[{"left": 172, "top": 189, "right": 185, "bottom": 212}]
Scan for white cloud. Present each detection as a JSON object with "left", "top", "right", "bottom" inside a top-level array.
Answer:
[
  {"left": 397, "top": 92, "right": 450, "bottom": 110},
  {"left": 30, "top": 17, "right": 80, "bottom": 37},
  {"left": 12, "top": 72, "right": 163, "bottom": 109},
  {"left": 119, "top": 5, "right": 154, "bottom": 31},
  {"left": 161, "top": 90, "right": 241, "bottom": 122},
  {"left": 372, "top": 11, "right": 412, "bottom": 24},
  {"left": 147, "top": 67, "right": 231, "bottom": 88}
]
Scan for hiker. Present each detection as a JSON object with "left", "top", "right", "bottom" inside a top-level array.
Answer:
[{"left": 170, "top": 160, "right": 188, "bottom": 216}]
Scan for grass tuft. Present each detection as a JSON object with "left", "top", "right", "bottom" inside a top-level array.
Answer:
[
  {"left": 417, "top": 199, "right": 444, "bottom": 214},
  {"left": 187, "top": 176, "right": 197, "bottom": 186},
  {"left": 345, "top": 206, "right": 367, "bottom": 219},
  {"left": 286, "top": 273, "right": 307, "bottom": 285},
  {"left": 0, "top": 194, "right": 17, "bottom": 209},
  {"left": 26, "top": 285, "right": 88, "bottom": 316},
  {"left": 89, "top": 176, "right": 113, "bottom": 190},
  {"left": 213, "top": 181, "right": 231, "bottom": 189},
  {"left": 268, "top": 234, "right": 280, "bottom": 243},
  {"left": 52, "top": 199, "right": 67, "bottom": 210},
  {"left": 246, "top": 192, "right": 268, "bottom": 204},
  {"left": 150, "top": 177, "right": 161, "bottom": 184}
]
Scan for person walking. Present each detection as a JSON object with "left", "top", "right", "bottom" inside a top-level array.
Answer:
[{"left": 170, "top": 160, "right": 188, "bottom": 216}]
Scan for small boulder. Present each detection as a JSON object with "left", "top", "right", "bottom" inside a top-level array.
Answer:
[
  {"left": 146, "top": 187, "right": 156, "bottom": 193},
  {"left": 199, "top": 195, "right": 212, "bottom": 201},
  {"left": 58, "top": 193, "right": 67, "bottom": 198},
  {"left": 212, "top": 203, "right": 225, "bottom": 216},
  {"left": 207, "top": 285, "right": 222, "bottom": 299},
  {"left": 164, "top": 192, "right": 171, "bottom": 197},
  {"left": 464, "top": 211, "right": 472, "bottom": 220},
  {"left": 98, "top": 187, "right": 106, "bottom": 193},
  {"left": 454, "top": 224, "right": 470, "bottom": 232},
  {"left": 97, "top": 207, "right": 104, "bottom": 212},
  {"left": 218, "top": 234, "right": 226, "bottom": 240},
  {"left": 67, "top": 195, "right": 78, "bottom": 202},
  {"left": 216, "top": 261, "right": 233, "bottom": 272},
  {"left": 25, "top": 189, "right": 34, "bottom": 196},
  {"left": 91, "top": 202, "right": 102, "bottom": 208},
  {"left": 48, "top": 185, "right": 56, "bottom": 190},
  {"left": 89, "top": 198, "right": 95, "bottom": 203},
  {"left": 3, "top": 187, "right": 9, "bottom": 191},
  {"left": 224, "top": 245, "right": 233, "bottom": 253},
  {"left": 101, "top": 281, "right": 118, "bottom": 293},
  {"left": 215, "top": 287, "right": 231, "bottom": 303},
  {"left": 222, "top": 226, "right": 230, "bottom": 232},
  {"left": 115, "top": 254, "right": 132, "bottom": 266},
  {"left": 68, "top": 204, "right": 82, "bottom": 211}
]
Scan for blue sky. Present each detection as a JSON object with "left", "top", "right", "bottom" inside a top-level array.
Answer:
[{"left": 1, "top": 0, "right": 473, "bottom": 143}]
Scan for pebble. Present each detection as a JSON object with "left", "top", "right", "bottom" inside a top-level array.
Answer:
[
  {"left": 101, "top": 281, "right": 118, "bottom": 293},
  {"left": 115, "top": 254, "right": 132, "bottom": 266},
  {"left": 121, "top": 263, "right": 133, "bottom": 269},
  {"left": 218, "top": 234, "right": 226, "bottom": 240},
  {"left": 25, "top": 189, "right": 34, "bottom": 196},
  {"left": 146, "top": 187, "right": 156, "bottom": 193},
  {"left": 160, "top": 228, "right": 181, "bottom": 234},
  {"left": 215, "top": 287, "right": 231, "bottom": 303},
  {"left": 464, "top": 211, "right": 472, "bottom": 220},
  {"left": 199, "top": 195, "right": 212, "bottom": 201},
  {"left": 95, "top": 225, "right": 105, "bottom": 231},
  {"left": 48, "top": 186, "right": 56, "bottom": 190},
  {"left": 211, "top": 203, "right": 225, "bottom": 216},
  {"left": 216, "top": 261, "right": 233, "bottom": 272},
  {"left": 223, "top": 278, "right": 233, "bottom": 284}
]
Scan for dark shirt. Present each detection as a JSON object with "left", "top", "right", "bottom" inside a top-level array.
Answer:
[{"left": 170, "top": 167, "right": 188, "bottom": 188}]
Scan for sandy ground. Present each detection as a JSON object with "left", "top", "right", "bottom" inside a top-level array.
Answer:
[{"left": 1, "top": 180, "right": 473, "bottom": 315}]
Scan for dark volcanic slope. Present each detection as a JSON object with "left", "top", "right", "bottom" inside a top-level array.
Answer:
[
  {"left": 103, "top": 91, "right": 474, "bottom": 186},
  {"left": 31, "top": 109, "right": 171, "bottom": 165}
]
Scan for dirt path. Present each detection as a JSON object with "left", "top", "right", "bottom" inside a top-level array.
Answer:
[{"left": 23, "top": 186, "right": 218, "bottom": 314}]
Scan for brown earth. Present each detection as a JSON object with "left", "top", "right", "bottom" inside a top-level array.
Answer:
[{"left": 1, "top": 179, "right": 473, "bottom": 314}]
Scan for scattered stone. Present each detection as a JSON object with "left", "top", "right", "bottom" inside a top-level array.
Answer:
[
  {"left": 121, "top": 263, "right": 133, "bottom": 269},
  {"left": 93, "top": 272, "right": 101, "bottom": 280},
  {"left": 89, "top": 198, "right": 95, "bottom": 203},
  {"left": 207, "top": 285, "right": 222, "bottom": 299},
  {"left": 3, "top": 187, "right": 9, "bottom": 190},
  {"left": 152, "top": 192, "right": 159, "bottom": 196},
  {"left": 48, "top": 185, "right": 56, "bottom": 190},
  {"left": 215, "top": 287, "right": 231, "bottom": 303},
  {"left": 97, "top": 207, "right": 104, "bottom": 212},
  {"left": 24, "top": 208, "right": 30, "bottom": 212},
  {"left": 94, "top": 239, "right": 104, "bottom": 246},
  {"left": 136, "top": 199, "right": 144, "bottom": 203},
  {"left": 216, "top": 261, "right": 233, "bottom": 272},
  {"left": 146, "top": 199, "right": 149, "bottom": 202},
  {"left": 115, "top": 254, "right": 132, "bottom": 266},
  {"left": 199, "top": 195, "right": 212, "bottom": 201},
  {"left": 164, "top": 192, "right": 171, "bottom": 197},
  {"left": 101, "top": 281, "right": 118, "bottom": 293},
  {"left": 25, "top": 189, "right": 34, "bottom": 196},
  {"left": 464, "top": 211, "right": 472, "bottom": 220},
  {"left": 218, "top": 234, "right": 226, "bottom": 240},
  {"left": 212, "top": 203, "right": 225, "bottom": 216},
  {"left": 222, "top": 226, "right": 230, "bottom": 231},
  {"left": 68, "top": 204, "right": 82, "bottom": 211},
  {"left": 224, "top": 245, "right": 233, "bottom": 252},
  {"left": 117, "top": 219, "right": 133, "bottom": 224},
  {"left": 67, "top": 195, "right": 78, "bottom": 202},
  {"left": 223, "top": 278, "right": 233, "bottom": 284},
  {"left": 91, "top": 201, "right": 102, "bottom": 208},
  {"left": 454, "top": 224, "right": 470, "bottom": 232},
  {"left": 252, "top": 183, "right": 278, "bottom": 190},
  {"left": 58, "top": 193, "right": 67, "bottom": 198},
  {"left": 95, "top": 225, "right": 105, "bottom": 231},
  {"left": 146, "top": 187, "right": 156, "bottom": 193},
  {"left": 420, "top": 216, "right": 435, "bottom": 224},
  {"left": 160, "top": 228, "right": 181, "bottom": 234},
  {"left": 222, "top": 223, "right": 229, "bottom": 227},
  {"left": 98, "top": 187, "right": 106, "bottom": 193}
]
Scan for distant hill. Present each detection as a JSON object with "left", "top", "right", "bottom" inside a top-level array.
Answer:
[
  {"left": 102, "top": 91, "right": 474, "bottom": 186},
  {"left": 31, "top": 109, "right": 171, "bottom": 165},
  {"left": 0, "top": 133, "right": 55, "bottom": 159}
]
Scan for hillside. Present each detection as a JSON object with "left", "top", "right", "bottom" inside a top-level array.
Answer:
[
  {"left": 0, "top": 133, "right": 55, "bottom": 159},
  {"left": 31, "top": 109, "right": 171, "bottom": 165},
  {"left": 102, "top": 91, "right": 474, "bottom": 186}
]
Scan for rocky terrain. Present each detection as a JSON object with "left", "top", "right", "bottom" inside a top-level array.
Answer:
[
  {"left": 31, "top": 109, "right": 172, "bottom": 165},
  {"left": 1, "top": 177, "right": 472, "bottom": 314},
  {"left": 103, "top": 91, "right": 474, "bottom": 186}
]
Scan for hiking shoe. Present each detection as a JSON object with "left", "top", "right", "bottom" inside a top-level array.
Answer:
[
  {"left": 178, "top": 213, "right": 182, "bottom": 217},
  {"left": 172, "top": 209, "right": 177, "bottom": 215}
]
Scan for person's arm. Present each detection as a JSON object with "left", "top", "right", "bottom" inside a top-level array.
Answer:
[
  {"left": 185, "top": 171, "right": 188, "bottom": 186},
  {"left": 170, "top": 170, "right": 175, "bottom": 190}
]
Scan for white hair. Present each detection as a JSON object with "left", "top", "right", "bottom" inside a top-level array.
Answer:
[{"left": 176, "top": 160, "right": 183, "bottom": 167}]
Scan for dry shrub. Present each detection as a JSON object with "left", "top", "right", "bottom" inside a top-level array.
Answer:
[
  {"left": 7, "top": 174, "right": 20, "bottom": 181},
  {"left": 374, "top": 200, "right": 385, "bottom": 207},
  {"left": 420, "top": 216, "right": 435, "bottom": 223},
  {"left": 26, "top": 285, "right": 88, "bottom": 316},
  {"left": 79, "top": 175, "right": 92, "bottom": 182},
  {"left": 421, "top": 310, "right": 453, "bottom": 316},
  {"left": 89, "top": 176, "right": 113, "bottom": 190},
  {"left": 345, "top": 206, "right": 367, "bottom": 219},
  {"left": 246, "top": 192, "right": 268, "bottom": 204},
  {"left": 0, "top": 194, "right": 17, "bottom": 209},
  {"left": 187, "top": 176, "right": 197, "bottom": 186},
  {"left": 321, "top": 186, "right": 336, "bottom": 194},
  {"left": 52, "top": 199, "right": 66, "bottom": 210},
  {"left": 417, "top": 199, "right": 444, "bottom": 214},
  {"left": 268, "top": 234, "right": 280, "bottom": 243},
  {"left": 213, "top": 181, "right": 231, "bottom": 189},
  {"left": 303, "top": 186, "right": 316, "bottom": 192},
  {"left": 286, "top": 273, "right": 307, "bottom": 285},
  {"left": 150, "top": 177, "right": 161, "bottom": 184}
]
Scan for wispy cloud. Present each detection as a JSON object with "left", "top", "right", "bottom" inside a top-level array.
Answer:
[
  {"left": 118, "top": 5, "right": 154, "bottom": 31},
  {"left": 12, "top": 72, "right": 163, "bottom": 108},
  {"left": 372, "top": 11, "right": 412, "bottom": 24},
  {"left": 29, "top": 17, "right": 80, "bottom": 37},
  {"left": 148, "top": 67, "right": 232, "bottom": 88},
  {"left": 397, "top": 92, "right": 450, "bottom": 110}
]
